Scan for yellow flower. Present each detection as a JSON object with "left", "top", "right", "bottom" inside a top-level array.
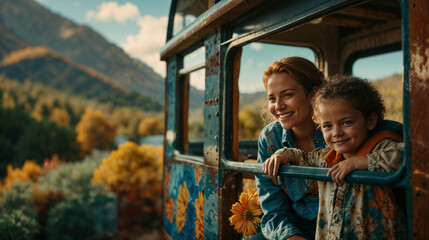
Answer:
[
  {"left": 195, "top": 191, "right": 204, "bottom": 240},
  {"left": 176, "top": 181, "right": 189, "bottom": 233},
  {"left": 229, "top": 187, "right": 262, "bottom": 237},
  {"left": 165, "top": 197, "right": 174, "bottom": 223}
]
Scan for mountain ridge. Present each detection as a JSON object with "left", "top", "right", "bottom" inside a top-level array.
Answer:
[{"left": 0, "top": 0, "right": 165, "bottom": 102}]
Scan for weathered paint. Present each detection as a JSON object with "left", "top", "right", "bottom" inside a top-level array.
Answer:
[
  {"left": 163, "top": 162, "right": 218, "bottom": 239},
  {"left": 409, "top": 0, "right": 429, "bottom": 238}
]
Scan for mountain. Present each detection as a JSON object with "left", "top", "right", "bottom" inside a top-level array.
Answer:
[
  {"left": 0, "top": 19, "right": 30, "bottom": 59},
  {"left": 0, "top": 0, "right": 164, "bottom": 102},
  {"left": 0, "top": 46, "right": 162, "bottom": 111}
]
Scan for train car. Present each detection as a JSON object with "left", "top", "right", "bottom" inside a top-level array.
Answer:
[{"left": 160, "top": 0, "right": 429, "bottom": 239}]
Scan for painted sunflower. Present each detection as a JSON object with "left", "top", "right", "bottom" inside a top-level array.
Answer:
[
  {"left": 229, "top": 187, "right": 262, "bottom": 238},
  {"left": 176, "top": 181, "right": 189, "bottom": 233},
  {"left": 195, "top": 191, "right": 204, "bottom": 240}
]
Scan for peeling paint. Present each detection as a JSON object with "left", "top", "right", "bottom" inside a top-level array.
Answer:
[
  {"left": 166, "top": 130, "right": 175, "bottom": 142},
  {"left": 415, "top": 186, "right": 429, "bottom": 194},
  {"left": 411, "top": 45, "right": 429, "bottom": 90},
  {"left": 414, "top": 169, "right": 429, "bottom": 179}
]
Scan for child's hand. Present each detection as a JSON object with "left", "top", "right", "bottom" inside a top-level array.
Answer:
[
  {"left": 262, "top": 154, "right": 288, "bottom": 176},
  {"left": 327, "top": 156, "right": 368, "bottom": 185}
]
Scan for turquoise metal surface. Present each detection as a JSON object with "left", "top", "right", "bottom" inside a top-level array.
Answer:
[
  {"left": 399, "top": 0, "right": 412, "bottom": 237},
  {"left": 204, "top": 32, "right": 221, "bottom": 166}
]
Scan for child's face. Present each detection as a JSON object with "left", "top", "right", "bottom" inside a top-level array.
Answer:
[{"left": 319, "top": 98, "right": 377, "bottom": 159}]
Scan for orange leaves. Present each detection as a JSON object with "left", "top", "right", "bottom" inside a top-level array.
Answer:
[
  {"left": 76, "top": 108, "right": 117, "bottom": 155},
  {"left": 91, "top": 141, "right": 163, "bottom": 213},
  {"left": 138, "top": 117, "right": 164, "bottom": 136}
]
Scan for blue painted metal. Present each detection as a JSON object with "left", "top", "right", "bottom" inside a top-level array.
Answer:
[
  {"left": 228, "top": 0, "right": 361, "bottom": 47},
  {"left": 220, "top": 157, "right": 408, "bottom": 188},
  {"left": 399, "top": 0, "right": 412, "bottom": 237},
  {"left": 204, "top": 32, "right": 221, "bottom": 167},
  {"left": 165, "top": 57, "right": 180, "bottom": 158}
]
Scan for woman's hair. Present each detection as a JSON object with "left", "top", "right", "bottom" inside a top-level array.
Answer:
[
  {"left": 261, "top": 57, "right": 325, "bottom": 122},
  {"left": 262, "top": 57, "right": 325, "bottom": 95},
  {"left": 313, "top": 74, "right": 385, "bottom": 126}
]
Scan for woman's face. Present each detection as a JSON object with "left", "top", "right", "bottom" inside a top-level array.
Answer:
[{"left": 266, "top": 73, "right": 313, "bottom": 130}]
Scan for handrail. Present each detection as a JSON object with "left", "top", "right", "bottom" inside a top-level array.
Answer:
[{"left": 220, "top": 157, "right": 407, "bottom": 188}]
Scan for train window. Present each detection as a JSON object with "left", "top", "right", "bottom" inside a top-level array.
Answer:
[
  {"left": 352, "top": 51, "right": 403, "bottom": 123},
  {"left": 180, "top": 47, "right": 205, "bottom": 156},
  {"left": 172, "top": 0, "right": 209, "bottom": 36},
  {"left": 224, "top": 0, "right": 404, "bottom": 179},
  {"left": 236, "top": 43, "right": 316, "bottom": 161}
]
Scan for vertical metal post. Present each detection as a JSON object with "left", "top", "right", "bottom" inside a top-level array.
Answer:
[{"left": 408, "top": 0, "right": 429, "bottom": 239}]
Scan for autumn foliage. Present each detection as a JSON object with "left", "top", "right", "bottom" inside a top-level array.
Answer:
[
  {"left": 138, "top": 117, "right": 164, "bottom": 136},
  {"left": 91, "top": 141, "right": 163, "bottom": 215},
  {"left": 75, "top": 108, "right": 117, "bottom": 155}
]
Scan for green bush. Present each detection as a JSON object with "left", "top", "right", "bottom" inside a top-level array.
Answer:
[
  {"left": 0, "top": 181, "right": 37, "bottom": 218},
  {"left": 0, "top": 210, "right": 40, "bottom": 240},
  {"left": 45, "top": 193, "right": 117, "bottom": 240},
  {"left": 37, "top": 150, "right": 109, "bottom": 198},
  {"left": 0, "top": 182, "right": 40, "bottom": 240}
]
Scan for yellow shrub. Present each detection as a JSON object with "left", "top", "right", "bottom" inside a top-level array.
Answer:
[
  {"left": 76, "top": 108, "right": 117, "bottom": 155},
  {"left": 1, "top": 161, "right": 43, "bottom": 191},
  {"left": 92, "top": 141, "right": 163, "bottom": 211}
]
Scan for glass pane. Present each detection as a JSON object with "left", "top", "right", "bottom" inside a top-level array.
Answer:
[
  {"left": 173, "top": 0, "right": 208, "bottom": 36},
  {"left": 353, "top": 51, "right": 403, "bottom": 123},
  {"left": 238, "top": 43, "right": 315, "bottom": 141}
]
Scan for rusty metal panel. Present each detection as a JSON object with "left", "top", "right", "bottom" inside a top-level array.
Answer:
[
  {"left": 409, "top": 0, "right": 429, "bottom": 239},
  {"left": 204, "top": 32, "right": 221, "bottom": 167}
]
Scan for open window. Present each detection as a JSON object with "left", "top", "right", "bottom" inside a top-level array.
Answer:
[
  {"left": 179, "top": 46, "right": 205, "bottom": 157},
  {"left": 352, "top": 51, "right": 403, "bottom": 123},
  {"left": 222, "top": 0, "right": 405, "bottom": 187}
]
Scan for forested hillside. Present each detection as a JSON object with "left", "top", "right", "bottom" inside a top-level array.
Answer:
[
  {"left": 0, "top": 0, "right": 165, "bottom": 102},
  {"left": 0, "top": 47, "right": 162, "bottom": 111}
]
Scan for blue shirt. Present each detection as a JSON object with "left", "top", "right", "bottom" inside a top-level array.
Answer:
[
  {"left": 255, "top": 120, "right": 402, "bottom": 239},
  {"left": 256, "top": 121, "right": 325, "bottom": 239}
]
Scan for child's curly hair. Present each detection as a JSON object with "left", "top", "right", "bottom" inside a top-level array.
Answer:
[{"left": 313, "top": 74, "right": 385, "bottom": 127}]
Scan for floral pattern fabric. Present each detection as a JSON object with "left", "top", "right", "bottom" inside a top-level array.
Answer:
[{"left": 274, "top": 139, "right": 407, "bottom": 239}]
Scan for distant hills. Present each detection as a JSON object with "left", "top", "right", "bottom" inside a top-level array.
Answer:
[
  {"left": 0, "top": 0, "right": 165, "bottom": 102},
  {"left": 0, "top": 46, "right": 162, "bottom": 111}
]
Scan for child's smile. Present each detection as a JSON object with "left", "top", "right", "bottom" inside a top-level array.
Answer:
[{"left": 319, "top": 98, "right": 377, "bottom": 159}]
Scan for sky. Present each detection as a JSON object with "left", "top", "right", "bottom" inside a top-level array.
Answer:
[{"left": 36, "top": 0, "right": 402, "bottom": 93}]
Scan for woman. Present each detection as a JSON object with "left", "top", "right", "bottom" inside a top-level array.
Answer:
[
  {"left": 255, "top": 57, "right": 403, "bottom": 240},
  {"left": 255, "top": 57, "right": 325, "bottom": 240}
]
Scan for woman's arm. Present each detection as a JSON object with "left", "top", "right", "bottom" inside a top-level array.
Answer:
[{"left": 256, "top": 132, "right": 304, "bottom": 239}]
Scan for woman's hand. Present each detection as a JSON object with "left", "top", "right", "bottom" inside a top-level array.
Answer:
[
  {"left": 262, "top": 154, "right": 288, "bottom": 176},
  {"left": 327, "top": 156, "right": 368, "bottom": 185}
]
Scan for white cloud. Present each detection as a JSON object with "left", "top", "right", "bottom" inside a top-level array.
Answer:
[
  {"left": 121, "top": 15, "right": 168, "bottom": 77},
  {"left": 249, "top": 42, "right": 263, "bottom": 51},
  {"left": 86, "top": 2, "right": 140, "bottom": 23}
]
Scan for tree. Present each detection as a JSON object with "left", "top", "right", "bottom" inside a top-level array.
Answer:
[
  {"left": 238, "top": 106, "right": 265, "bottom": 140},
  {"left": 75, "top": 108, "right": 116, "bottom": 156},
  {"left": 138, "top": 117, "right": 164, "bottom": 136},
  {"left": 50, "top": 107, "right": 71, "bottom": 127}
]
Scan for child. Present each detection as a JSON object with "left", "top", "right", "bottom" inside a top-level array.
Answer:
[{"left": 262, "top": 75, "right": 407, "bottom": 239}]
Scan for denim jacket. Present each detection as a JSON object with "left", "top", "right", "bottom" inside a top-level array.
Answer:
[
  {"left": 256, "top": 121, "right": 325, "bottom": 239},
  {"left": 255, "top": 120, "right": 402, "bottom": 240}
]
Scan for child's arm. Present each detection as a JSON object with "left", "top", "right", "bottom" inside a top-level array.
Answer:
[
  {"left": 327, "top": 139, "right": 405, "bottom": 184},
  {"left": 368, "top": 140, "right": 404, "bottom": 172},
  {"left": 327, "top": 156, "right": 368, "bottom": 185},
  {"left": 262, "top": 147, "right": 327, "bottom": 176}
]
